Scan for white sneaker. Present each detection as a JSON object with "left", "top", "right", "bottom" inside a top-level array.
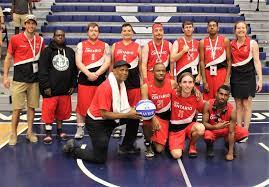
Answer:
[
  {"left": 238, "top": 137, "right": 248, "bottom": 143},
  {"left": 74, "top": 126, "right": 84, "bottom": 139}
]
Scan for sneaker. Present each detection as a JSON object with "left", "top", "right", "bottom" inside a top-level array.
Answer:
[
  {"left": 9, "top": 134, "right": 17, "bottom": 146},
  {"left": 74, "top": 126, "right": 84, "bottom": 139},
  {"left": 118, "top": 145, "right": 141, "bottom": 155},
  {"left": 206, "top": 141, "right": 214, "bottom": 158},
  {"left": 63, "top": 139, "right": 76, "bottom": 154},
  {"left": 238, "top": 137, "right": 248, "bottom": 143},
  {"left": 188, "top": 144, "right": 197, "bottom": 158},
  {"left": 112, "top": 128, "right": 122, "bottom": 139},
  {"left": 26, "top": 133, "right": 38, "bottom": 143},
  {"left": 43, "top": 135, "right": 52, "bottom": 144},
  {"left": 145, "top": 145, "right": 155, "bottom": 158},
  {"left": 136, "top": 129, "right": 143, "bottom": 138},
  {"left": 57, "top": 132, "right": 68, "bottom": 141}
]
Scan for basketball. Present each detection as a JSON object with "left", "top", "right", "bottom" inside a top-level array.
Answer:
[{"left": 135, "top": 100, "right": 156, "bottom": 120}]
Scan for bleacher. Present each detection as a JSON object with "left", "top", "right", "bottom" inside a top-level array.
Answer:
[{"left": 0, "top": 0, "right": 269, "bottom": 97}]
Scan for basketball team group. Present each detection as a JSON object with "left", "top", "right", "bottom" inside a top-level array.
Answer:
[{"left": 2, "top": 14, "right": 263, "bottom": 163}]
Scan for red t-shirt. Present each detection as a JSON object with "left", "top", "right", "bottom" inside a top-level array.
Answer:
[
  {"left": 8, "top": 32, "right": 44, "bottom": 65},
  {"left": 87, "top": 79, "right": 112, "bottom": 119}
]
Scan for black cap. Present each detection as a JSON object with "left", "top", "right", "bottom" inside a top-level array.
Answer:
[{"left": 113, "top": 60, "right": 131, "bottom": 69}]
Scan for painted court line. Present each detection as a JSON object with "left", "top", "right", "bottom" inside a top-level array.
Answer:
[
  {"left": 0, "top": 125, "right": 28, "bottom": 149},
  {"left": 76, "top": 144, "right": 120, "bottom": 187},
  {"left": 253, "top": 179, "right": 269, "bottom": 187},
  {"left": 177, "top": 159, "right": 192, "bottom": 187},
  {"left": 258, "top": 143, "right": 269, "bottom": 152}
]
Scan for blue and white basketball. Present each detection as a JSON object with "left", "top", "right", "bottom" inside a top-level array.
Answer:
[{"left": 135, "top": 100, "right": 156, "bottom": 120}]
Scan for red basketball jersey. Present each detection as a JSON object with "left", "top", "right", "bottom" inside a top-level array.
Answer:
[
  {"left": 175, "top": 38, "right": 199, "bottom": 75},
  {"left": 147, "top": 78, "right": 173, "bottom": 120},
  {"left": 147, "top": 40, "right": 171, "bottom": 71},
  {"left": 208, "top": 99, "right": 233, "bottom": 125},
  {"left": 170, "top": 90, "right": 204, "bottom": 125},
  {"left": 204, "top": 35, "right": 226, "bottom": 68}
]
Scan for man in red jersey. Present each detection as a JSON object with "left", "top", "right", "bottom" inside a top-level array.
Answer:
[
  {"left": 74, "top": 23, "right": 111, "bottom": 139},
  {"left": 142, "top": 22, "right": 172, "bottom": 82},
  {"left": 3, "top": 14, "right": 44, "bottom": 145},
  {"left": 171, "top": 21, "right": 200, "bottom": 87},
  {"left": 111, "top": 23, "right": 142, "bottom": 140},
  {"left": 169, "top": 72, "right": 205, "bottom": 159},
  {"left": 203, "top": 85, "right": 249, "bottom": 161},
  {"left": 199, "top": 20, "right": 231, "bottom": 100},
  {"left": 141, "top": 63, "right": 176, "bottom": 158},
  {"left": 63, "top": 61, "right": 142, "bottom": 164}
]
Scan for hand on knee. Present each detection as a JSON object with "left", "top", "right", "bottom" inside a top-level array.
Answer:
[{"left": 171, "top": 149, "right": 183, "bottom": 159}]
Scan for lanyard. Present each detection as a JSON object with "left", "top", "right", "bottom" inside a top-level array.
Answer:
[
  {"left": 153, "top": 40, "right": 163, "bottom": 62},
  {"left": 58, "top": 49, "right": 67, "bottom": 64},
  {"left": 25, "top": 33, "right": 36, "bottom": 58},
  {"left": 183, "top": 37, "right": 193, "bottom": 58},
  {"left": 209, "top": 36, "right": 218, "bottom": 60}
]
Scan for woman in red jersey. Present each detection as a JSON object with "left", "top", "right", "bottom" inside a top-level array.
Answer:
[{"left": 230, "top": 21, "right": 263, "bottom": 133}]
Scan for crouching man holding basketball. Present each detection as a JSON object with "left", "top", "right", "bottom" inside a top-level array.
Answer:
[
  {"left": 63, "top": 61, "right": 142, "bottom": 163},
  {"left": 141, "top": 63, "right": 177, "bottom": 158},
  {"left": 169, "top": 72, "right": 205, "bottom": 159}
]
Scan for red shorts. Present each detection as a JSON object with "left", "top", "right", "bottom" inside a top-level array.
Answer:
[
  {"left": 41, "top": 95, "right": 71, "bottom": 124},
  {"left": 76, "top": 84, "right": 97, "bottom": 116},
  {"left": 169, "top": 122, "right": 196, "bottom": 151},
  {"left": 127, "top": 88, "right": 141, "bottom": 108},
  {"left": 203, "top": 68, "right": 227, "bottom": 100},
  {"left": 204, "top": 125, "right": 249, "bottom": 142},
  {"left": 143, "top": 116, "right": 169, "bottom": 145},
  {"left": 147, "top": 71, "right": 170, "bottom": 83}
]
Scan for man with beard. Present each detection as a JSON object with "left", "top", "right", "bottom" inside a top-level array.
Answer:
[
  {"left": 199, "top": 20, "right": 231, "bottom": 100},
  {"left": 74, "top": 23, "right": 111, "bottom": 139},
  {"left": 39, "top": 29, "right": 77, "bottom": 144},
  {"left": 202, "top": 85, "right": 249, "bottom": 161},
  {"left": 3, "top": 14, "right": 44, "bottom": 145},
  {"left": 141, "top": 63, "right": 176, "bottom": 158},
  {"left": 142, "top": 22, "right": 172, "bottom": 83}
]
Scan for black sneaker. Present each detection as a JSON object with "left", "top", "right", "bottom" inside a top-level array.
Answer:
[
  {"left": 63, "top": 139, "right": 76, "bottom": 154},
  {"left": 118, "top": 145, "right": 141, "bottom": 155},
  {"left": 206, "top": 141, "right": 215, "bottom": 158},
  {"left": 43, "top": 135, "right": 52, "bottom": 145},
  {"left": 57, "top": 132, "right": 68, "bottom": 141}
]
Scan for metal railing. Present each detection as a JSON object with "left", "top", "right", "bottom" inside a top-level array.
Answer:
[{"left": 250, "top": 0, "right": 260, "bottom": 11}]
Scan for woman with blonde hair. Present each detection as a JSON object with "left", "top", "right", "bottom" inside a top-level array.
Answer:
[{"left": 230, "top": 21, "right": 263, "bottom": 135}]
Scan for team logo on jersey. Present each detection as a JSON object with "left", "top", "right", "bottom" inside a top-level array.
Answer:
[{"left": 52, "top": 54, "right": 69, "bottom": 71}]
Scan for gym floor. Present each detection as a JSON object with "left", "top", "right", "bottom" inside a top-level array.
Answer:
[{"left": 0, "top": 111, "right": 268, "bottom": 187}]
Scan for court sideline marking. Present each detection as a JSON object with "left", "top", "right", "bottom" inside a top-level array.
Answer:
[
  {"left": 258, "top": 143, "right": 269, "bottom": 152},
  {"left": 76, "top": 144, "right": 120, "bottom": 187},
  {"left": 177, "top": 159, "right": 192, "bottom": 187},
  {"left": 0, "top": 124, "right": 28, "bottom": 149}
]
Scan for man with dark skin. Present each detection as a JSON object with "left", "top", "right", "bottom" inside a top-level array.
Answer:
[
  {"left": 63, "top": 61, "right": 142, "bottom": 164},
  {"left": 39, "top": 29, "right": 77, "bottom": 144},
  {"left": 202, "top": 85, "right": 249, "bottom": 161},
  {"left": 199, "top": 20, "right": 231, "bottom": 100}
]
